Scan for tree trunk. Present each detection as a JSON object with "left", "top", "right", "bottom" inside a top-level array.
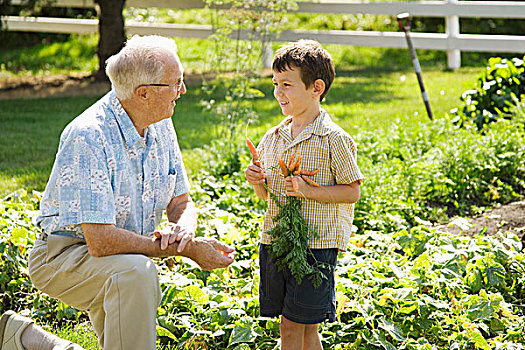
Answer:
[{"left": 93, "top": 0, "right": 126, "bottom": 81}]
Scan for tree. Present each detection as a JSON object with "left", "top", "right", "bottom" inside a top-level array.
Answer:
[{"left": 93, "top": 0, "right": 126, "bottom": 81}]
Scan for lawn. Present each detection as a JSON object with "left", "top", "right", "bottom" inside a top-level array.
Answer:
[{"left": 0, "top": 65, "right": 479, "bottom": 197}]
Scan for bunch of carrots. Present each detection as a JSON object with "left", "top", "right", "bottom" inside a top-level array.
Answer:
[{"left": 247, "top": 137, "right": 327, "bottom": 288}]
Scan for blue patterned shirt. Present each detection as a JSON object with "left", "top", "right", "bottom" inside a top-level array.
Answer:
[{"left": 36, "top": 91, "right": 190, "bottom": 238}]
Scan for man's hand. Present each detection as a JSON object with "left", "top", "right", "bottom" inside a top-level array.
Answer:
[
  {"left": 154, "top": 222, "right": 194, "bottom": 252},
  {"left": 183, "top": 237, "right": 236, "bottom": 270}
]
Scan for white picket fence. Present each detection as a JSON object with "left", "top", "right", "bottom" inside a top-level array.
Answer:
[{"left": 3, "top": 0, "right": 525, "bottom": 69}]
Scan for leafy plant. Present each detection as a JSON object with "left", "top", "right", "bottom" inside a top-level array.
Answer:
[
  {"left": 0, "top": 189, "right": 82, "bottom": 324},
  {"left": 201, "top": 0, "right": 297, "bottom": 144},
  {"left": 451, "top": 56, "right": 525, "bottom": 130}
]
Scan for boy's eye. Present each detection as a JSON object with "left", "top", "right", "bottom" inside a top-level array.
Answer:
[
  {"left": 283, "top": 83, "right": 291, "bottom": 87},
  {"left": 272, "top": 82, "right": 278, "bottom": 86}
]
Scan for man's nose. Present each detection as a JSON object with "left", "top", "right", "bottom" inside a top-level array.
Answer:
[{"left": 178, "top": 82, "right": 187, "bottom": 95}]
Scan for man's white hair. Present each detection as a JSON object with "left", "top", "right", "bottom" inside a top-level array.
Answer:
[{"left": 105, "top": 35, "right": 179, "bottom": 100}]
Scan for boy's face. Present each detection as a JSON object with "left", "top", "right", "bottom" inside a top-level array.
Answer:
[{"left": 272, "top": 67, "right": 319, "bottom": 118}]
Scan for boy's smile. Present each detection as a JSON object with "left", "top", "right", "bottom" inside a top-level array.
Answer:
[{"left": 273, "top": 67, "right": 321, "bottom": 121}]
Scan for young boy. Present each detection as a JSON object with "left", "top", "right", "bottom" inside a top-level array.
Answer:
[{"left": 245, "top": 40, "right": 364, "bottom": 349}]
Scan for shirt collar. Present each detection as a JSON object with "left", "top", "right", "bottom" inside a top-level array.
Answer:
[
  {"left": 309, "top": 109, "right": 332, "bottom": 136},
  {"left": 110, "top": 90, "right": 144, "bottom": 148},
  {"left": 276, "top": 109, "right": 332, "bottom": 138}
]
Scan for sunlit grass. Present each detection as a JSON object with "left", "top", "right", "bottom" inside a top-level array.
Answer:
[
  {"left": 44, "top": 322, "right": 100, "bottom": 350},
  {"left": 0, "top": 65, "right": 480, "bottom": 197}
]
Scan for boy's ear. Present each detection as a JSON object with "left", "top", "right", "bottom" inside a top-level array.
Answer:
[{"left": 312, "top": 79, "right": 325, "bottom": 98}]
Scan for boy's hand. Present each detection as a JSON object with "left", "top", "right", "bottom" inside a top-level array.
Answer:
[
  {"left": 245, "top": 164, "right": 266, "bottom": 185},
  {"left": 285, "top": 176, "right": 309, "bottom": 198}
]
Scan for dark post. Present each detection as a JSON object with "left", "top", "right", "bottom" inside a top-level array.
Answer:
[{"left": 397, "top": 12, "right": 433, "bottom": 121}]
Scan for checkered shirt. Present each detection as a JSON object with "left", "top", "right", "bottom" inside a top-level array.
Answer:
[{"left": 257, "top": 110, "right": 364, "bottom": 251}]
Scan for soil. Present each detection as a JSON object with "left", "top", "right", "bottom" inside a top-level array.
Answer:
[
  {"left": 1, "top": 74, "right": 524, "bottom": 243},
  {"left": 435, "top": 201, "right": 525, "bottom": 242}
]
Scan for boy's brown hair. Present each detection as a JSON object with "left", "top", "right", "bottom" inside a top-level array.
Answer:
[{"left": 272, "top": 40, "right": 335, "bottom": 101}]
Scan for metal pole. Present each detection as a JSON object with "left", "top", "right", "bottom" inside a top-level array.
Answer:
[{"left": 397, "top": 12, "right": 433, "bottom": 121}]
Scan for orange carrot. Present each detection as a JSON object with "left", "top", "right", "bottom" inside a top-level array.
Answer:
[
  {"left": 287, "top": 153, "right": 296, "bottom": 168},
  {"left": 246, "top": 137, "right": 261, "bottom": 167},
  {"left": 302, "top": 176, "right": 320, "bottom": 187},
  {"left": 293, "top": 162, "right": 302, "bottom": 175},
  {"left": 278, "top": 158, "right": 289, "bottom": 176},
  {"left": 300, "top": 169, "right": 319, "bottom": 176},
  {"left": 290, "top": 154, "right": 301, "bottom": 172}
]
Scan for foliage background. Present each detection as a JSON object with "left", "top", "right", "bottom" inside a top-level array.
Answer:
[{"left": 2, "top": 2, "right": 525, "bottom": 349}]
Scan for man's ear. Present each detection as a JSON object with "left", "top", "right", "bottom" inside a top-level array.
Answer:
[
  {"left": 313, "top": 79, "right": 325, "bottom": 98},
  {"left": 135, "top": 86, "right": 148, "bottom": 100}
]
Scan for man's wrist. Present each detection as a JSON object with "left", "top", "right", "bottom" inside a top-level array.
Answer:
[{"left": 179, "top": 238, "right": 196, "bottom": 258}]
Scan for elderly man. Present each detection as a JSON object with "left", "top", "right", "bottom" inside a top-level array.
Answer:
[{"left": 0, "top": 35, "right": 235, "bottom": 350}]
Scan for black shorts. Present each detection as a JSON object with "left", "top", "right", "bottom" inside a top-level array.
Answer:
[{"left": 258, "top": 243, "right": 338, "bottom": 324}]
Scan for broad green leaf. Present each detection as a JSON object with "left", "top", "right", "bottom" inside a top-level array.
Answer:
[
  {"left": 156, "top": 325, "right": 176, "bottom": 340},
  {"left": 466, "top": 264, "right": 483, "bottom": 293},
  {"left": 183, "top": 285, "right": 209, "bottom": 304},
  {"left": 420, "top": 294, "right": 448, "bottom": 309},
  {"left": 486, "top": 266, "right": 505, "bottom": 287},
  {"left": 378, "top": 318, "right": 405, "bottom": 342},
  {"left": 369, "top": 329, "right": 396, "bottom": 350},
  {"left": 398, "top": 303, "right": 418, "bottom": 314},
  {"left": 414, "top": 252, "right": 431, "bottom": 271},
  {"left": 467, "top": 301, "right": 494, "bottom": 321},
  {"left": 10, "top": 227, "right": 29, "bottom": 247},
  {"left": 470, "top": 329, "right": 491, "bottom": 350},
  {"left": 229, "top": 320, "right": 258, "bottom": 346}
]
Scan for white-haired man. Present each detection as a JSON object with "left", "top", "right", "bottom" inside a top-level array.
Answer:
[{"left": 0, "top": 35, "right": 235, "bottom": 350}]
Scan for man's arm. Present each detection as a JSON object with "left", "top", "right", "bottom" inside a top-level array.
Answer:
[
  {"left": 81, "top": 223, "right": 235, "bottom": 270},
  {"left": 154, "top": 193, "right": 197, "bottom": 252},
  {"left": 81, "top": 223, "right": 181, "bottom": 257}
]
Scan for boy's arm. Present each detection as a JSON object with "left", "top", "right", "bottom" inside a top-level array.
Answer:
[
  {"left": 285, "top": 177, "right": 360, "bottom": 203},
  {"left": 245, "top": 164, "right": 268, "bottom": 201}
]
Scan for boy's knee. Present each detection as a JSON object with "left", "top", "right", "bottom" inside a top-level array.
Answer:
[{"left": 280, "top": 316, "right": 302, "bottom": 335}]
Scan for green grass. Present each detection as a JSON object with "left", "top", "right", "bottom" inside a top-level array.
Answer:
[
  {"left": 44, "top": 322, "right": 100, "bottom": 349},
  {"left": 0, "top": 65, "right": 479, "bottom": 197},
  {"left": 0, "top": 95, "right": 100, "bottom": 196}
]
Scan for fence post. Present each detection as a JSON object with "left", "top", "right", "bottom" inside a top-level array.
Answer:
[
  {"left": 262, "top": 42, "right": 273, "bottom": 69},
  {"left": 445, "top": 0, "right": 461, "bottom": 69}
]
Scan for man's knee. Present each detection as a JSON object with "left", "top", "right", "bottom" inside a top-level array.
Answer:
[{"left": 118, "top": 255, "right": 159, "bottom": 285}]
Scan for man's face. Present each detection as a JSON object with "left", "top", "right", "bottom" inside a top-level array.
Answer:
[{"left": 146, "top": 54, "right": 186, "bottom": 123}]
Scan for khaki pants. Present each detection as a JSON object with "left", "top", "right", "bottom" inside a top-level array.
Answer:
[{"left": 28, "top": 234, "right": 162, "bottom": 350}]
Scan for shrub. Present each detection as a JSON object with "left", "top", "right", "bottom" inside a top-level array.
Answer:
[
  {"left": 355, "top": 112, "right": 525, "bottom": 234},
  {"left": 451, "top": 56, "right": 525, "bottom": 130}
]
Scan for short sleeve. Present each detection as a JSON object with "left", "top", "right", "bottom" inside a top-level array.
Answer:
[
  {"left": 165, "top": 120, "right": 190, "bottom": 197},
  {"left": 172, "top": 139, "right": 190, "bottom": 197},
  {"left": 56, "top": 131, "right": 116, "bottom": 227},
  {"left": 329, "top": 133, "right": 364, "bottom": 185}
]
